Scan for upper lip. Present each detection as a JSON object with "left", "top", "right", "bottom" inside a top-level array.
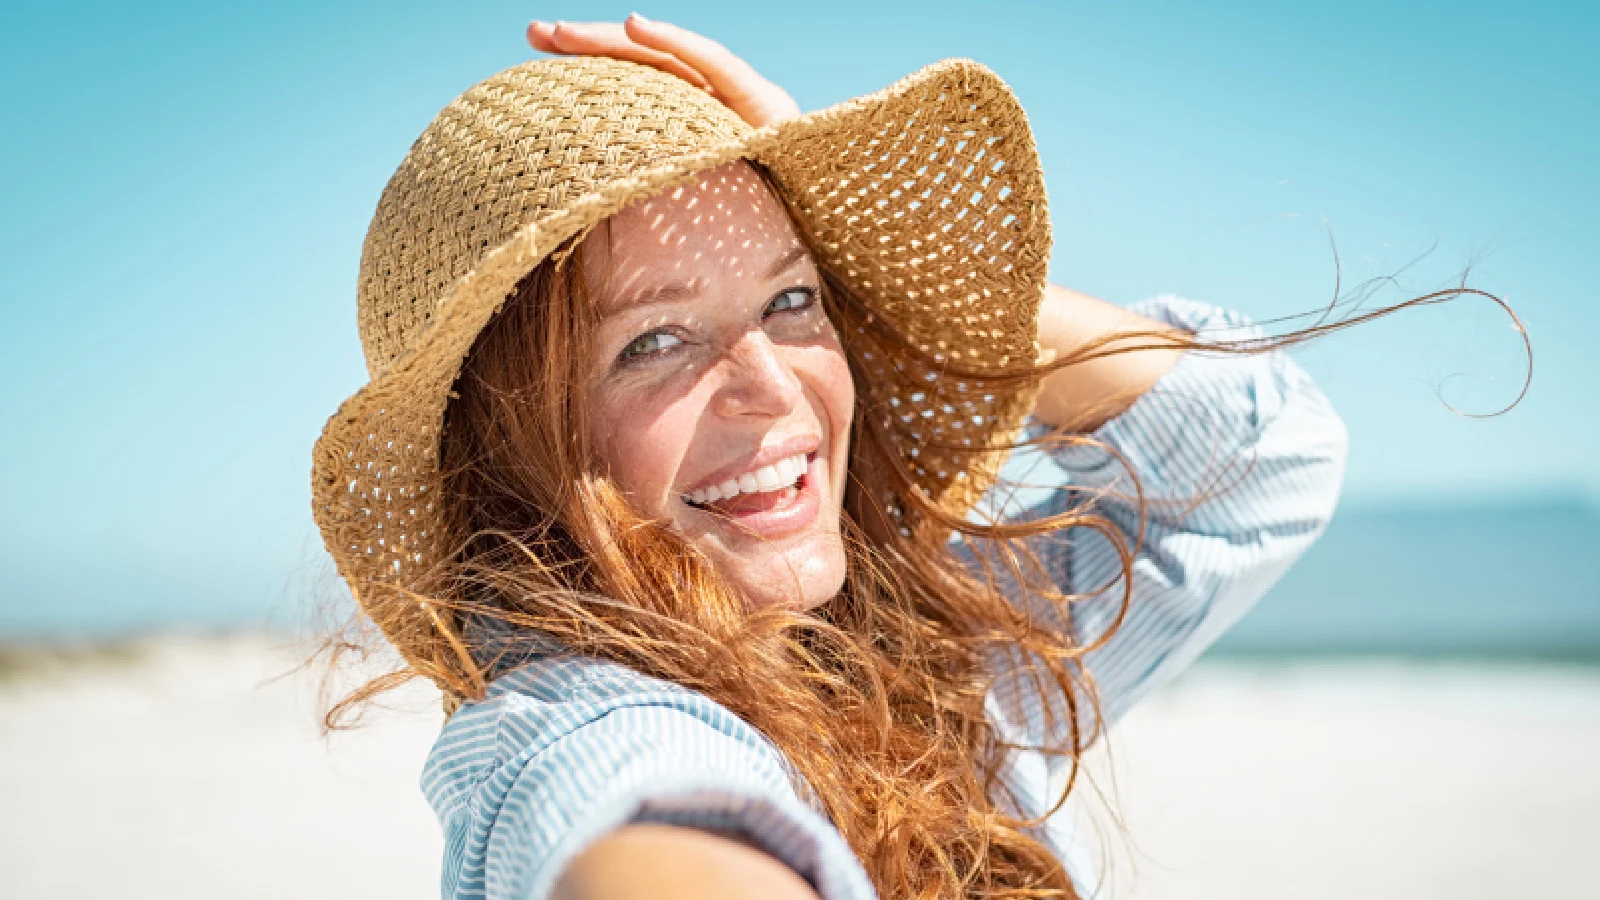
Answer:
[{"left": 681, "top": 433, "right": 821, "bottom": 496}]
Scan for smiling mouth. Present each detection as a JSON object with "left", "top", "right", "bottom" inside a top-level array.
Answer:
[{"left": 683, "top": 452, "right": 811, "bottom": 513}]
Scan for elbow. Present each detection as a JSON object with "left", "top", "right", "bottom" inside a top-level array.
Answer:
[
  {"left": 1304, "top": 376, "right": 1349, "bottom": 537},
  {"left": 1205, "top": 359, "right": 1349, "bottom": 545},
  {"left": 1266, "top": 366, "right": 1349, "bottom": 541},
  {"left": 1324, "top": 412, "right": 1350, "bottom": 529}
]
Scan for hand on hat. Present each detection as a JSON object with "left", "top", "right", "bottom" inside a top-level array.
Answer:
[{"left": 526, "top": 14, "right": 801, "bottom": 128}]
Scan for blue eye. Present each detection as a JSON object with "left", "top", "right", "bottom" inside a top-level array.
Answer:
[
  {"left": 767, "top": 287, "right": 817, "bottom": 315},
  {"left": 620, "top": 330, "right": 683, "bottom": 361}
]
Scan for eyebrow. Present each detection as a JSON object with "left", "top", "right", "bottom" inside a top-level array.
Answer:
[
  {"left": 614, "top": 281, "right": 701, "bottom": 311},
  {"left": 612, "top": 245, "right": 812, "bottom": 311},
  {"left": 760, "top": 245, "right": 810, "bottom": 283}
]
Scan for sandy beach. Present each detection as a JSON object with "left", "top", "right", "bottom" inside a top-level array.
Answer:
[{"left": 1, "top": 635, "right": 1596, "bottom": 899}]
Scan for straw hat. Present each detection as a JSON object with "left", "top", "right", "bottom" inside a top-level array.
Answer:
[{"left": 312, "top": 55, "right": 1051, "bottom": 665}]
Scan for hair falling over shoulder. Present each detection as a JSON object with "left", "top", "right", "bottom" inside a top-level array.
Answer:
[
  {"left": 314, "top": 230, "right": 1125, "bottom": 899},
  {"left": 318, "top": 175, "right": 1529, "bottom": 900}
]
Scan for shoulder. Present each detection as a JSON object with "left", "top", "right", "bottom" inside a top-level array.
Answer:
[
  {"left": 422, "top": 654, "right": 874, "bottom": 900},
  {"left": 423, "top": 655, "right": 796, "bottom": 821}
]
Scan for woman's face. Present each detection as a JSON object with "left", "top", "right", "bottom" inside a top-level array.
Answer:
[{"left": 582, "top": 161, "right": 854, "bottom": 611}]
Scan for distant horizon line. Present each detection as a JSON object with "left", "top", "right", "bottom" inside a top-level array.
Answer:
[{"left": 1337, "top": 486, "right": 1599, "bottom": 515}]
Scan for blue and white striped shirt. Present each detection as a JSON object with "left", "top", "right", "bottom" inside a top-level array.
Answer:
[{"left": 420, "top": 295, "right": 1349, "bottom": 899}]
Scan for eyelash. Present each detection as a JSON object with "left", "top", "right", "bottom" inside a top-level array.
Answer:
[
  {"left": 766, "top": 286, "right": 818, "bottom": 316},
  {"left": 615, "top": 286, "right": 820, "bottom": 366}
]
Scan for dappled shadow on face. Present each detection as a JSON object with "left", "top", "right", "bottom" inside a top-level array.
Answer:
[{"left": 582, "top": 160, "right": 811, "bottom": 318}]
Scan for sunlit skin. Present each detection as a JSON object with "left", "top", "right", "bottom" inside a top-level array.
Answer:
[
  {"left": 583, "top": 161, "right": 855, "bottom": 612},
  {"left": 544, "top": 16, "right": 1186, "bottom": 900}
]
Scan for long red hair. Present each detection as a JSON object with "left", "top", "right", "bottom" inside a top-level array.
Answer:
[{"left": 323, "top": 165, "right": 1527, "bottom": 899}]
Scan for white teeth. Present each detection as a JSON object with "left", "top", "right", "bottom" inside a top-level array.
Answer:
[
  {"left": 754, "top": 466, "right": 782, "bottom": 491},
  {"left": 685, "top": 452, "right": 809, "bottom": 507},
  {"left": 781, "top": 455, "right": 805, "bottom": 482}
]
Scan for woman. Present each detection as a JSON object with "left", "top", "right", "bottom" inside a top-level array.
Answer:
[{"left": 314, "top": 15, "right": 1352, "bottom": 900}]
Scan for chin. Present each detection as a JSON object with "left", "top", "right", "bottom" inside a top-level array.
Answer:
[{"left": 731, "top": 537, "right": 848, "bottom": 612}]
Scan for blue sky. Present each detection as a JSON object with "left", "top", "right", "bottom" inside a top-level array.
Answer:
[{"left": 1, "top": 1, "right": 1593, "bottom": 633}]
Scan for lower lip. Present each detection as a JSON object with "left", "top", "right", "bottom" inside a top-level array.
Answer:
[{"left": 690, "top": 455, "right": 822, "bottom": 540}]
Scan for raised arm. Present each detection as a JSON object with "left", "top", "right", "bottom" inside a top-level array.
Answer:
[
  {"left": 516, "top": 5, "right": 1344, "bottom": 774},
  {"left": 1026, "top": 295, "right": 1349, "bottom": 727},
  {"left": 1032, "top": 283, "right": 1186, "bottom": 432}
]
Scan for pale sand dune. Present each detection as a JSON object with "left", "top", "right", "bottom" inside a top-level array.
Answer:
[
  {"left": 1, "top": 637, "right": 1596, "bottom": 899},
  {"left": 0, "top": 636, "right": 445, "bottom": 898},
  {"left": 1072, "top": 663, "right": 1600, "bottom": 900}
]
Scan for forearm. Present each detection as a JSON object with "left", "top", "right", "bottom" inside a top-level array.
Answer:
[
  {"left": 1032, "top": 294, "right": 1349, "bottom": 727},
  {"left": 552, "top": 824, "right": 822, "bottom": 900},
  {"left": 1031, "top": 284, "right": 1185, "bottom": 432}
]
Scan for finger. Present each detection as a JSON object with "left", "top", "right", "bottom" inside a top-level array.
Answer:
[
  {"left": 527, "top": 20, "right": 711, "bottom": 90},
  {"left": 622, "top": 15, "right": 762, "bottom": 99},
  {"left": 550, "top": 21, "right": 712, "bottom": 89},
  {"left": 624, "top": 15, "right": 798, "bottom": 120},
  {"left": 525, "top": 20, "right": 559, "bottom": 53}
]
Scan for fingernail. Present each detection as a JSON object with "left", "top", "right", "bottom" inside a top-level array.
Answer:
[{"left": 628, "top": 12, "right": 651, "bottom": 24}]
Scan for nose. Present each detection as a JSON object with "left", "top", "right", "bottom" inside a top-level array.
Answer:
[{"left": 712, "top": 330, "right": 804, "bottom": 420}]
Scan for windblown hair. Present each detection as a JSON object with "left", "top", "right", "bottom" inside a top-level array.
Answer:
[
  {"left": 322, "top": 167, "right": 1528, "bottom": 900},
  {"left": 420, "top": 229, "right": 1135, "bottom": 898}
]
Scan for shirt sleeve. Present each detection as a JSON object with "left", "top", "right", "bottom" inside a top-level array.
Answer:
[
  {"left": 983, "top": 294, "right": 1348, "bottom": 730},
  {"left": 432, "top": 682, "right": 877, "bottom": 900}
]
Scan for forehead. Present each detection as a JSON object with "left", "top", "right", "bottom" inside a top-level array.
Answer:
[{"left": 583, "top": 161, "right": 809, "bottom": 308}]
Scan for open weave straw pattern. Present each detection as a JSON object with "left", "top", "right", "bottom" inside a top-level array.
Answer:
[
  {"left": 312, "top": 56, "right": 1051, "bottom": 676},
  {"left": 757, "top": 69, "right": 1050, "bottom": 523},
  {"left": 357, "top": 60, "right": 753, "bottom": 375}
]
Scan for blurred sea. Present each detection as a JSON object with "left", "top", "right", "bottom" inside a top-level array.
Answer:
[
  {"left": 2, "top": 497, "right": 1596, "bottom": 658},
  {"left": 1216, "top": 497, "right": 1600, "bottom": 660}
]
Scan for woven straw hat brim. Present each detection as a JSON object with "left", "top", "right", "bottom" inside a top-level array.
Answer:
[{"left": 312, "top": 57, "right": 1051, "bottom": 660}]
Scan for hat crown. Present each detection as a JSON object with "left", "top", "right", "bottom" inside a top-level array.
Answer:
[
  {"left": 357, "top": 57, "right": 751, "bottom": 375},
  {"left": 315, "top": 58, "right": 1054, "bottom": 686}
]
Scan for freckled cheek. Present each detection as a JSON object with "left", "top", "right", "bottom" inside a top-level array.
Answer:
[
  {"left": 824, "top": 358, "right": 855, "bottom": 434},
  {"left": 795, "top": 346, "right": 856, "bottom": 459},
  {"left": 589, "top": 393, "right": 692, "bottom": 516}
]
